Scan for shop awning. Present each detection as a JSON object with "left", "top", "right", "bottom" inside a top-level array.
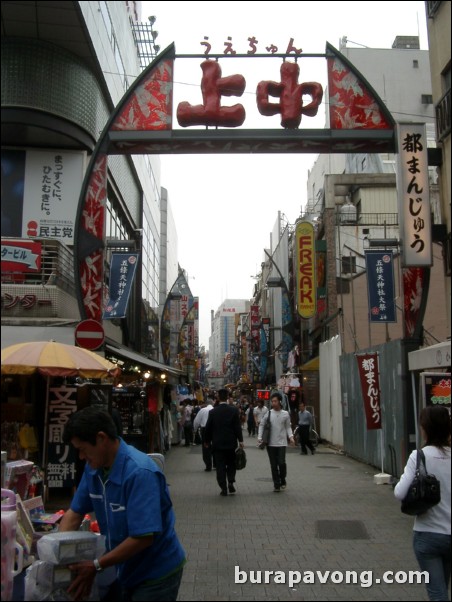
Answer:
[
  {"left": 408, "top": 341, "right": 451, "bottom": 371},
  {"left": 105, "top": 343, "right": 186, "bottom": 378},
  {"left": 300, "top": 356, "right": 320, "bottom": 371}
]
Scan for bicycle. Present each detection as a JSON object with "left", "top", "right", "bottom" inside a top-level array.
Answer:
[{"left": 293, "top": 425, "right": 319, "bottom": 448}]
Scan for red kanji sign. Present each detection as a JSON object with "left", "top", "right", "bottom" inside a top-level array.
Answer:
[{"left": 75, "top": 320, "right": 105, "bottom": 351}]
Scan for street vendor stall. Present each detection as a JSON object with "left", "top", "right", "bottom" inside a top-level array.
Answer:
[{"left": 1, "top": 341, "right": 119, "bottom": 497}]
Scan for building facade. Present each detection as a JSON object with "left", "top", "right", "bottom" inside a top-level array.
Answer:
[
  {"left": 425, "top": 0, "right": 451, "bottom": 329},
  {"left": 208, "top": 299, "right": 250, "bottom": 380},
  {"left": 1, "top": 2, "right": 183, "bottom": 371}
]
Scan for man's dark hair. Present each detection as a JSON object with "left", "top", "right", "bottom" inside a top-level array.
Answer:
[
  {"left": 271, "top": 391, "right": 283, "bottom": 403},
  {"left": 218, "top": 389, "right": 228, "bottom": 402},
  {"left": 63, "top": 406, "right": 118, "bottom": 445}
]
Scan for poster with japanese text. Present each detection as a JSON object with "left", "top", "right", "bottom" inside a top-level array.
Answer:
[{"left": 22, "top": 150, "right": 85, "bottom": 245}]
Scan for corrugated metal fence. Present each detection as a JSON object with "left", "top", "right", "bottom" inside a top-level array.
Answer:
[{"left": 339, "top": 339, "right": 417, "bottom": 477}]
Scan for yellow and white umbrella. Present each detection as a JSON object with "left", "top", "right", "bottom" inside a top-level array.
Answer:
[{"left": 1, "top": 340, "right": 120, "bottom": 378}]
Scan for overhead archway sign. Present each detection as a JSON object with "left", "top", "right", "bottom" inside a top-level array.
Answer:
[{"left": 74, "top": 42, "right": 396, "bottom": 322}]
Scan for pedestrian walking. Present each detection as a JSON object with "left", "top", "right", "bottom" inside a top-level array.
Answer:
[
  {"left": 394, "top": 405, "right": 451, "bottom": 602},
  {"left": 258, "top": 391, "right": 294, "bottom": 492},
  {"left": 204, "top": 388, "right": 244, "bottom": 496},
  {"left": 193, "top": 393, "right": 215, "bottom": 471},
  {"left": 298, "top": 401, "right": 315, "bottom": 455},
  {"left": 58, "top": 407, "right": 186, "bottom": 602},
  {"left": 253, "top": 398, "right": 268, "bottom": 431},
  {"left": 246, "top": 401, "right": 256, "bottom": 437},
  {"left": 182, "top": 399, "right": 194, "bottom": 446}
]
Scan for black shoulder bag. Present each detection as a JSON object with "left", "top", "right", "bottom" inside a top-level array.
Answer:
[
  {"left": 259, "top": 410, "right": 271, "bottom": 450},
  {"left": 401, "top": 449, "right": 441, "bottom": 516}
]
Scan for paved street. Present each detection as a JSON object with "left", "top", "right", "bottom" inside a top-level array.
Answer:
[{"left": 165, "top": 438, "right": 431, "bottom": 602}]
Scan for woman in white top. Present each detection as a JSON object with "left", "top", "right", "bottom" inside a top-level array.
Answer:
[{"left": 394, "top": 405, "right": 451, "bottom": 601}]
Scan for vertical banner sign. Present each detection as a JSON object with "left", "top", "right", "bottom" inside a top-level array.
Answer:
[
  {"left": 403, "top": 267, "right": 428, "bottom": 338},
  {"left": 365, "top": 250, "right": 397, "bottom": 323},
  {"left": 103, "top": 253, "right": 139, "bottom": 319},
  {"left": 356, "top": 353, "right": 382, "bottom": 430},
  {"left": 250, "top": 305, "right": 260, "bottom": 350},
  {"left": 316, "top": 239, "right": 327, "bottom": 317},
  {"left": 296, "top": 221, "right": 316, "bottom": 319},
  {"left": 46, "top": 386, "right": 77, "bottom": 488},
  {"left": 397, "top": 123, "right": 432, "bottom": 267}
]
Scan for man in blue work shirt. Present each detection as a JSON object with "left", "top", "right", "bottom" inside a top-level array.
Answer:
[{"left": 58, "top": 406, "right": 185, "bottom": 601}]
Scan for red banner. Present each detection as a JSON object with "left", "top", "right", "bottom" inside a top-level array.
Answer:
[{"left": 356, "top": 353, "right": 382, "bottom": 430}]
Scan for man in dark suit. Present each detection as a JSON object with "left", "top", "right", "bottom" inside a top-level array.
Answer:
[{"left": 204, "top": 388, "right": 244, "bottom": 496}]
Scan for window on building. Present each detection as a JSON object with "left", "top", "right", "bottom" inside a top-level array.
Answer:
[
  {"left": 413, "top": 60, "right": 419, "bottom": 68},
  {"left": 342, "top": 256, "right": 357, "bottom": 274},
  {"left": 421, "top": 94, "right": 433, "bottom": 104}
]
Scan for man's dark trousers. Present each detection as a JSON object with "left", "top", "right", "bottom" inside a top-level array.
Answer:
[
  {"left": 266, "top": 446, "right": 287, "bottom": 488},
  {"left": 214, "top": 449, "right": 236, "bottom": 490},
  {"left": 200, "top": 427, "right": 213, "bottom": 470},
  {"left": 299, "top": 425, "right": 314, "bottom": 454}
]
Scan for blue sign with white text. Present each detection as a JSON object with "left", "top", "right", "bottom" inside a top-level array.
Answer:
[
  {"left": 102, "top": 253, "right": 139, "bottom": 319},
  {"left": 365, "top": 250, "right": 397, "bottom": 323}
]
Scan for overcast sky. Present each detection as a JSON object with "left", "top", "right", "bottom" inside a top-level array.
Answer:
[{"left": 141, "top": 1, "right": 429, "bottom": 349}]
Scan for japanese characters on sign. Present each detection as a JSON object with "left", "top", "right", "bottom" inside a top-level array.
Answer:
[
  {"left": 397, "top": 123, "right": 432, "bottom": 267},
  {"left": 356, "top": 353, "right": 382, "bottom": 430},
  {"left": 1, "top": 240, "right": 41, "bottom": 273},
  {"left": 46, "top": 386, "right": 77, "bottom": 488},
  {"left": 250, "top": 305, "right": 260, "bottom": 349},
  {"left": 2, "top": 293, "right": 52, "bottom": 310},
  {"left": 102, "top": 253, "right": 139, "bottom": 319},
  {"left": 22, "top": 150, "right": 84, "bottom": 244},
  {"left": 295, "top": 221, "right": 316, "bottom": 319},
  {"left": 365, "top": 250, "right": 397, "bottom": 323},
  {"left": 177, "top": 58, "right": 323, "bottom": 130},
  {"left": 199, "top": 36, "right": 303, "bottom": 56}
]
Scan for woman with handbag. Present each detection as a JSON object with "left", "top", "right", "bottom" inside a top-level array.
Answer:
[{"left": 394, "top": 405, "right": 451, "bottom": 601}]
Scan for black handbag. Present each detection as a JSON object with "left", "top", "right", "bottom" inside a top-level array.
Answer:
[
  {"left": 235, "top": 447, "right": 247, "bottom": 470},
  {"left": 401, "top": 449, "right": 441, "bottom": 516},
  {"left": 259, "top": 410, "right": 271, "bottom": 449}
]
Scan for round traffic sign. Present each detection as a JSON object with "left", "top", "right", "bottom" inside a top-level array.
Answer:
[{"left": 75, "top": 319, "right": 105, "bottom": 351}]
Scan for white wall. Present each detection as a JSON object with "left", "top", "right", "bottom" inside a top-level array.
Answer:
[{"left": 319, "top": 335, "right": 344, "bottom": 446}]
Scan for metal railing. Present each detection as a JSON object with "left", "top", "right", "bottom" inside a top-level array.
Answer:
[{"left": 336, "top": 213, "right": 399, "bottom": 226}]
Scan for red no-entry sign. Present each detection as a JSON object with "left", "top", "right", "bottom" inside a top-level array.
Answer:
[{"left": 75, "top": 319, "right": 105, "bottom": 351}]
